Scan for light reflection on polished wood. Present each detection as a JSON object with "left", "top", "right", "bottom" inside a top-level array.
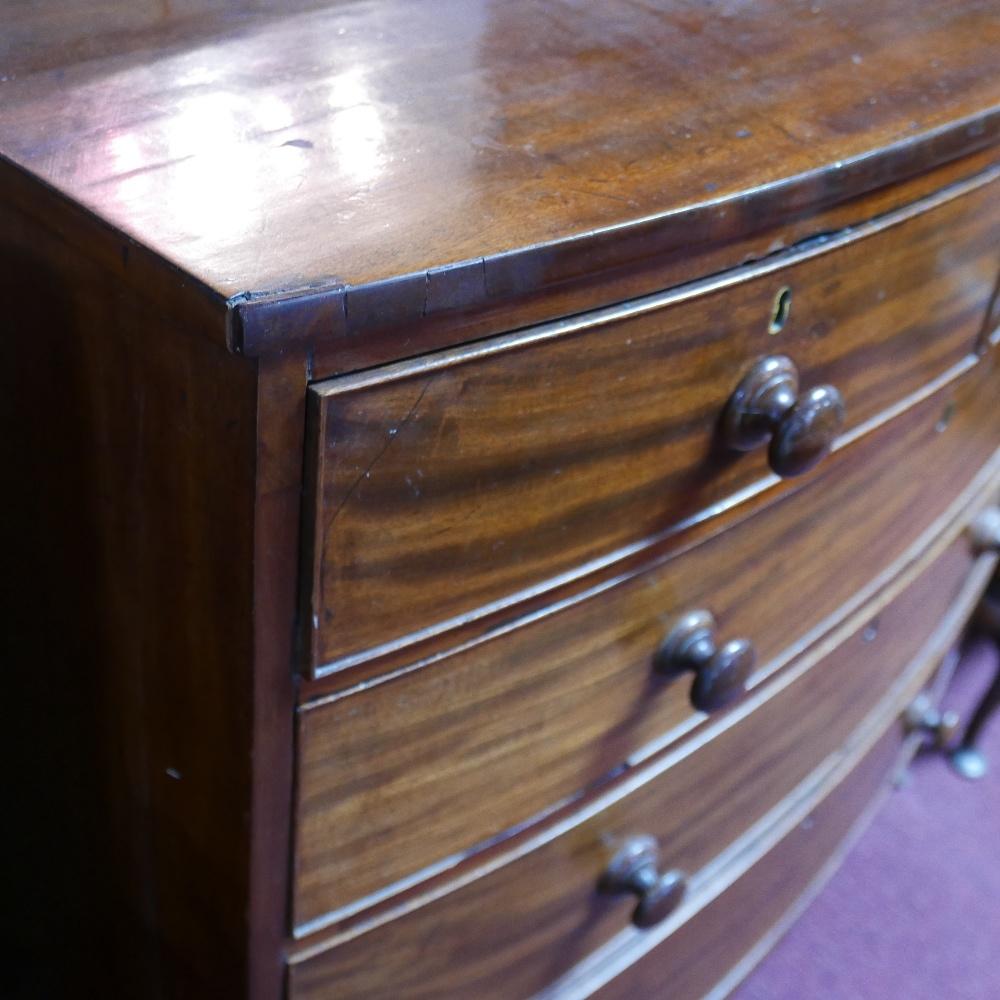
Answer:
[{"left": 2, "top": 0, "right": 1000, "bottom": 360}]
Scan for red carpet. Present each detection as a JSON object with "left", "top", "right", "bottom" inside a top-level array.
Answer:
[{"left": 733, "top": 636, "right": 1000, "bottom": 1000}]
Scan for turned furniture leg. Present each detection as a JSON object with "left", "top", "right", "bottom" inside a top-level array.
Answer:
[{"left": 950, "top": 573, "right": 1000, "bottom": 780}]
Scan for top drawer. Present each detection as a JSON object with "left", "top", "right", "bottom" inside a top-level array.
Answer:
[{"left": 303, "top": 177, "right": 999, "bottom": 674}]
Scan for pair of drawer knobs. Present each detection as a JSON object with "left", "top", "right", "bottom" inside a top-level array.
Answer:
[
  {"left": 722, "top": 354, "right": 846, "bottom": 478},
  {"left": 659, "top": 507, "right": 1000, "bottom": 715},
  {"left": 655, "top": 609, "right": 752, "bottom": 713}
]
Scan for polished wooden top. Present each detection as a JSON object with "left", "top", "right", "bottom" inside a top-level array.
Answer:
[{"left": 2, "top": 0, "right": 999, "bottom": 310}]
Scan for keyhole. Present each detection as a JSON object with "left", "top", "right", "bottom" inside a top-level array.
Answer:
[{"left": 769, "top": 287, "right": 792, "bottom": 335}]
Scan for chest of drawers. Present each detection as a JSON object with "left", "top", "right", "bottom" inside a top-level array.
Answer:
[{"left": 4, "top": 3, "right": 1000, "bottom": 999}]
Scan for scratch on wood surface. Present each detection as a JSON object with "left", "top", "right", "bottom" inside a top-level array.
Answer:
[{"left": 326, "top": 377, "right": 434, "bottom": 526}]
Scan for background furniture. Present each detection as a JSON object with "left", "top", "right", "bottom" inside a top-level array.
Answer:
[{"left": 4, "top": 2, "right": 1000, "bottom": 998}]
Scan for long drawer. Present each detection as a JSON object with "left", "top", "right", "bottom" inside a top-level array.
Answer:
[
  {"left": 294, "top": 357, "right": 1000, "bottom": 929},
  {"left": 584, "top": 722, "right": 911, "bottom": 1000},
  {"left": 302, "top": 177, "right": 999, "bottom": 674},
  {"left": 288, "top": 494, "right": 997, "bottom": 996}
]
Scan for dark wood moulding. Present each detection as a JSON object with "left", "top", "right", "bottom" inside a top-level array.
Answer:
[{"left": 235, "top": 130, "right": 1000, "bottom": 369}]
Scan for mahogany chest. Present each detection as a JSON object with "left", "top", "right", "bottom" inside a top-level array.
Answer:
[{"left": 3, "top": 2, "right": 1000, "bottom": 998}]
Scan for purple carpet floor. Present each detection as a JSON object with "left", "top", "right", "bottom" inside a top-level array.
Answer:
[{"left": 732, "top": 635, "right": 1000, "bottom": 1000}]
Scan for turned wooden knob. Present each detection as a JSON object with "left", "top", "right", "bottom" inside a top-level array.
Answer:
[
  {"left": 601, "top": 836, "right": 687, "bottom": 929},
  {"left": 654, "top": 609, "right": 755, "bottom": 712},
  {"left": 905, "top": 693, "right": 960, "bottom": 749},
  {"left": 969, "top": 506, "right": 1000, "bottom": 554},
  {"left": 721, "top": 355, "right": 845, "bottom": 477}
]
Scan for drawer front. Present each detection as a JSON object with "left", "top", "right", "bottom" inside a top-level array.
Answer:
[
  {"left": 294, "top": 358, "right": 999, "bottom": 928},
  {"left": 303, "top": 179, "right": 999, "bottom": 673},
  {"left": 586, "top": 722, "right": 907, "bottom": 1000},
  {"left": 289, "top": 511, "right": 991, "bottom": 996}
]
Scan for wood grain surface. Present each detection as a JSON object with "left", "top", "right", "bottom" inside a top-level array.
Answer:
[
  {"left": 545, "top": 533, "right": 1000, "bottom": 998},
  {"left": 4, "top": 3, "right": 999, "bottom": 372},
  {"left": 247, "top": 146, "right": 1000, "bottom": 375},
  {"left": 288, "top": 517, "right": 986, "bottom": 996},
  {"left": 584, "top": 725, "right": 907, "bottom": 1000},
  {"left": 249, "top": 349, "right": 312, "bottom": 999},
  {"left": 3, "top": 1, "right": 999, "bottom": 322},
  {"left": 294, "top": 356, "right": 999, "bottom": 930},
  {"left": 305, "top": 180, "right": 999, "bottom": 673},
  {"left": 1, "top": 183, "right": 261, "bottom": 998}
]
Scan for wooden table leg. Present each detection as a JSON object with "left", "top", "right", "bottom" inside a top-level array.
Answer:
[{"left": 950, "top": 573, "right": 1000, "bottom": 780}]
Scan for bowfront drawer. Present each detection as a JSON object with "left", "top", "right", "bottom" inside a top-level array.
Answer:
[
  {"left": 586, "top": 722, "right": 908, "bottom": 1000},
  {"left": 303, "top": 178, "right": 999, "bottom": 674},
  {"left": 293, "top": 355, "right": 1000, "bottom": 930},
  {"left": 289, "top": 513, "right": 997, "bottom": 998}
]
